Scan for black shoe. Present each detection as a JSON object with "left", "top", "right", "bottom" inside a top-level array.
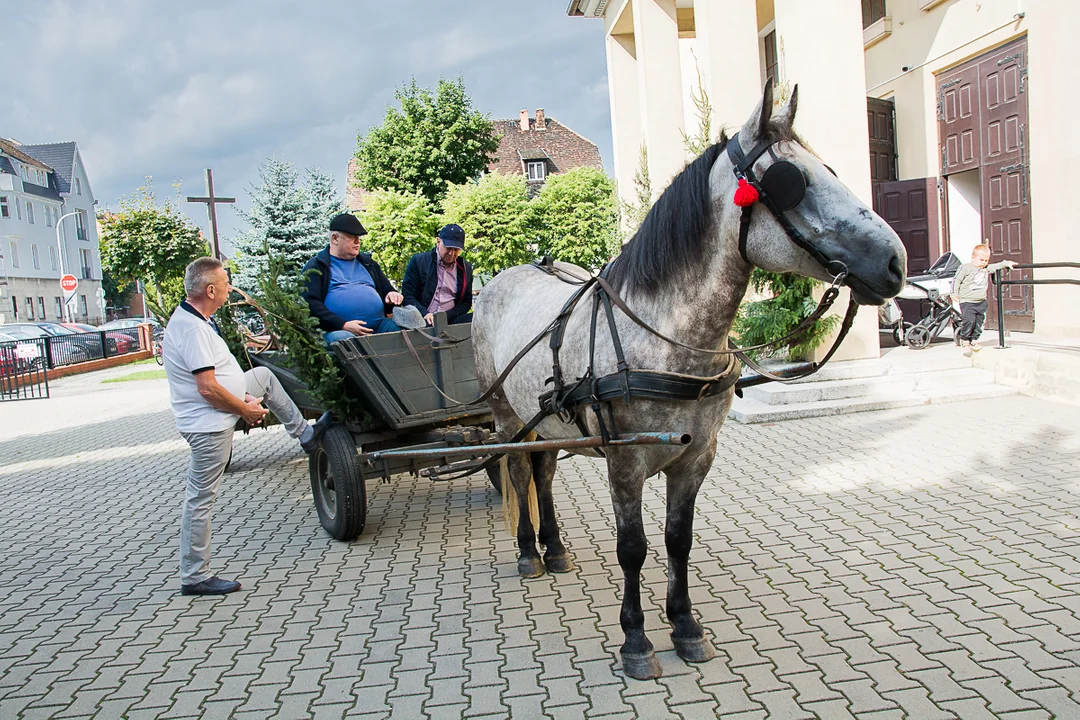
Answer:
[
  {"left": 181, "top": 576, "right": 242, "bottom": 596},
  {"left": 301, "top": 411, "right": 334, "bottom": 454}
]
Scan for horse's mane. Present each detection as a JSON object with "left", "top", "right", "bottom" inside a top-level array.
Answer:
[
  {"left": 606, "top": 137, "right": 728, "bottom": 296},
  {"left": 607, "top": 119, "right": 804, "bottom": 296}
]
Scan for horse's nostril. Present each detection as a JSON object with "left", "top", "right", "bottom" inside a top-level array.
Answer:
[{"left": 888, "top": 254, "right": 905, "bottom": 284}]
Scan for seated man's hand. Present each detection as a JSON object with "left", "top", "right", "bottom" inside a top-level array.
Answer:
[
  {"left": 423, "top": 312, "right": 435, "bottom": 326},
  {"left": 385, "top": 291, "right": 404, "bottom": 306},
  {"left": 242, "top": 398, "right": 269, "bottom": 426},
  {"left": 343, "top": 320, "right": 372, "bottom": 336}
]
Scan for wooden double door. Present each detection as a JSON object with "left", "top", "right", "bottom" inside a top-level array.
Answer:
[{"left": 938, "top": 36, "right": 1032, "bottom": 331}]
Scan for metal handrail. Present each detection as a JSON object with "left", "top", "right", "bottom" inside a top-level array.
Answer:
[{"left": 993, "top": 263, "right": 1080, "bottom": 348}]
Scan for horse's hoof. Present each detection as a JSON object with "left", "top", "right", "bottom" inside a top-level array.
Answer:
[
  {"left": 544, "top": 553, "right": 575, "bottom": 574},
  {"left": 620, "top": 650, "right": 662, "bottom": 680},
  {"left": 673, "top": 635, "right": 716, "bottom": 663},
  {"left": 517, "top": 556, "right": 545, "bottom": 578}
]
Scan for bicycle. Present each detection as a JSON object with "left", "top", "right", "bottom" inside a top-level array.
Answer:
[{"left": 152, "top": 339, "right": 164, "bottom": 366}]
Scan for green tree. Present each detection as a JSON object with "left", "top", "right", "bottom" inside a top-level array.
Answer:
[
  {"left": 440, "top": 173, "right": 536, "bottom": 276},
  {"left": 232, "top": 159, "right": 343, "bottom": 292},
  {"left": 535, "top": 167, "right": 619, "bottom": 271},
  {"left": 731, "top": 272, "right": 840, "bottom": 361},
  {"left": 98, "top": 183, "right": 208, "bottom": 323},
  {"left": 361, "top": 189, "right": 440, "bottom": 283},
  {"left": 619, "top": 144, "right": 653, "bottom": 241},
  {"left": 354, "top": 78, "right": 500, "bottom": 205}
]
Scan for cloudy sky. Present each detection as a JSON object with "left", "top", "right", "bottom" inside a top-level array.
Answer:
[{"left": 4, "top": 0, "right": 611, "bottom": 251}]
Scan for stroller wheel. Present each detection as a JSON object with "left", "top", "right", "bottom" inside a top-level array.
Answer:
[
  {"left": 893, "top": 323, "right": 911, "bottom": 346},
  {"left": 905, "top": 324, "right": 932, "bottom": 350}
]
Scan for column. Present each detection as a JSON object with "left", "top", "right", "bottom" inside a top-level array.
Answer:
[
  {"left": 774, "top": 0, "right": 881, "bottom": 361},
  {"left": 632, "top": 0, "right": 686, "bottom": 193},
  {"left": 606, "top": 32, "right": 643, "bottom": 213},
  {"left": 694, "top": 0, "right": 763, "bottom": 133}
]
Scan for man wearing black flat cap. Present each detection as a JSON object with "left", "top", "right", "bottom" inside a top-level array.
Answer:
[
  {"left": 301, "top": 213, "right": 404, "bottom": 344},
  {"left": 402, "top": 223, "right": 474, "bottom": 326}
]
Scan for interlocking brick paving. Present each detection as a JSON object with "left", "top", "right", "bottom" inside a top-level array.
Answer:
[{"left": 2, "top": 372, "right": 1080, "bottom": 718}]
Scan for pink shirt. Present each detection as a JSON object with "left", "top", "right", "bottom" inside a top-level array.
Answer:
[{"left": 427, "top": 261, "right": 458, "bottom": 314}]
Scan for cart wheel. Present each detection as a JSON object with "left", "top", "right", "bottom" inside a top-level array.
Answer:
[
  {"left": 905, "top": 324, "right": 932, "bottom": 350},
  {"left": 309, "top": 423, "right": 366, "bottom": 541},
  {"left": 485, "top": 461, "right": 504, "bottom": 496}
]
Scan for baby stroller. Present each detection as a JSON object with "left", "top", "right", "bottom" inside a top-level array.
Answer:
[{"left": 878, "top": 252, "right": 963, "bottom": 350}]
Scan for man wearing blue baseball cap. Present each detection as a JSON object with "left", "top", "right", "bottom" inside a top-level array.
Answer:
[{"left": 402, "top": 223, "right": 474, "bottom": 326}]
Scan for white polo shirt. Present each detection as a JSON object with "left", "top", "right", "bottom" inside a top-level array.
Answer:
[{"left": 162, "top": 301, "right": 247, "bottom": 433}]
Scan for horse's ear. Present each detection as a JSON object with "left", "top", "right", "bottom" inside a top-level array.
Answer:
[
  {"left": 773, "top": 84, "right": 799, "bottom": 129},
  {"left": 741, "top": 81, "right": 774, "bottom": 142},
  {"left": 757, "top": 81, "right": 774, "bottom": 137}
]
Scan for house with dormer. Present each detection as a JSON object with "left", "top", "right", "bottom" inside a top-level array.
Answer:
[{"left": 0, "top": 138, "right": 102, "bottom": 324}]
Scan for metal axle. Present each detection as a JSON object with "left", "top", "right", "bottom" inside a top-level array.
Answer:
[{"left": 362, "top": 431, "right": 692, "bottom": 465}]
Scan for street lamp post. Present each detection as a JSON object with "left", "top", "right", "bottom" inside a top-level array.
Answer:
[{"left": 56, "top": 209, "right": 80, "bottom": 323}]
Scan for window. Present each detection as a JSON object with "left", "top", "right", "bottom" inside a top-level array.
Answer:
[
  {"left": 80, "top": 249, "right": 93, "bottom": 279},
  {"left": 79, "top": 295, "right": 87, "bottom": 317},
  {"left": 10, "top": 297, "right": 17, "bottom": 322},
  {"left": 0, "top": 196, "right": 8, "bottom": 218},
  {"left": 75, "top": 177, "right": 82, "bottom": 195},
  {"left": 54, "top": 297, "right": 63, "bottom": 320},
  {"left": 526, "top": 161, "right": 546, "bottom": 181},
  {"left": 763, "top": 30, "right": 779, "bottom": 87},
  {"left": 9, "top": 241, "right": 18, "bottom": 268},
  {"left": 45, "top": 206, "right": 53, "bottom": 227},
  {"left": 53, "top": 207, "right": 59, "bottom": 226},
  {"left": 25, "top": 297, "right": 34, "bottom": 320},
  {"left": 26, "top": 201, "right": 34, "bottom": 224},
  {"left": 15, "top": 198, "right": 21, "bottom": 220},
  {"left": 49, "top": 246, "right": 57, "bottom": 271},
  {"left": 36, "top": 297, "right": 45, "bottom": 319},
  {"left": 75, "top": 210, "right": 87, "bottom": 241},
  {"left": 862, "top": 0, "right": 886, "bottom": 28},
  {"left": 31, "top": 244, "right": 40, "bottom": 270}
]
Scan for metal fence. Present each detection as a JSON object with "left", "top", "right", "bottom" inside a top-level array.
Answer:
[
  {"left": 993, "top": 262, "right": 1080, "bottom": 348},
  {"left": 0, "top": 337, "right": 49, "bottom": 400},
  {"left": 43, "top": 328, "right": 145, "bottom": 368}
]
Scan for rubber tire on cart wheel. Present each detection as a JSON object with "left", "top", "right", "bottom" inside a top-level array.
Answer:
[
  {"left": 309, "top": 423, "right": 366, "bottom": 541},
  {"left": 905, "top": 324, "right": 932, "bottom": 350},
  {"left": 485, "top": 461, "right": 504, "bottom": 496}
]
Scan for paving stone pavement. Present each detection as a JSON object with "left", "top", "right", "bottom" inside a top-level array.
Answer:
[{"left": 2, "top": 373, "right": 1080, "bottom": 719}]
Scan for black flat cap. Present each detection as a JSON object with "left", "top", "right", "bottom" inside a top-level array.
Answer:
[{"left": 329, "top": 213, "right": 367, "bottom": 236}]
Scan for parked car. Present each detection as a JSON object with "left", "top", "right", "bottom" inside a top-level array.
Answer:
[
  {"left": 63, "top": 323, "right": 134, "bottom": 354},
  {"left": 0, "top": 331, "right": 45, "bottom": 372},
  {"left": 99, "top": 317, "right": 163, "bottom": 341},
  {"left": 1, "top": 323, "right": 100, "bottom": 365}
]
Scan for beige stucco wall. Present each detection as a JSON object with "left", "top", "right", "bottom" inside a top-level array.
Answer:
[{"left": 865, "top": 0, "right": 1078, "bottom": 338}]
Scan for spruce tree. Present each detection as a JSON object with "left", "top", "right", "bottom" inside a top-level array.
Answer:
[{"left": 232, "top": 159, "right": 343, "bottom": 291}]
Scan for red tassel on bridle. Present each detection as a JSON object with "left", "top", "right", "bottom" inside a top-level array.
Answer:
[{"left": 733, "top": 177, "right": 759, "bottom": 207}]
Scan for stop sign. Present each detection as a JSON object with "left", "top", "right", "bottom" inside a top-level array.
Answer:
[{"left": 60, "top": 274, "right": 79, "bottom": 293}]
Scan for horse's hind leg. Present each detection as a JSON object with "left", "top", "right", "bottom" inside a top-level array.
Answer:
[
  {"left": 531, "top": 450, "right": 573, "bottom": 573},
  {"left": 664, "top": 457, "right": 716, "bottom": 664},
  {"left": 507, "top": 450, "right": 545, "bottom": 578},
  {"left": 607, "top": 451, "right": 661, "bottom": 680}
]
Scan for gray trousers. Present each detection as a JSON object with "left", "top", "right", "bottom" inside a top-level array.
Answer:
[{"left": 179, "top": 366, "right": 308, "bottom": 585}]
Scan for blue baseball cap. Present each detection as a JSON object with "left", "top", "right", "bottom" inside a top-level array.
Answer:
[{"left": 437, "top": 224, "right": 465, "bottom": 249}]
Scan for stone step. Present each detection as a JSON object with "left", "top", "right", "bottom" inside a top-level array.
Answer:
[
  {"left": 743, "top": 368, "right": 996, "bottom": 405},
  {"left": 730, "top": 379, "right": 1017, "bottom": 423}
]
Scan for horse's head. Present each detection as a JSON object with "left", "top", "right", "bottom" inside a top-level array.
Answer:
[{"left": 722, "top": 83, "right": 906, "bottom": 305}]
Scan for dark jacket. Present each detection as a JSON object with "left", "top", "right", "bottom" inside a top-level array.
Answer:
[
  {"left": 401, "top": 248, "right": 473, "bottom": 323},
  {"left": 301, "top": 247, "right": 397, "bottom": 332}
]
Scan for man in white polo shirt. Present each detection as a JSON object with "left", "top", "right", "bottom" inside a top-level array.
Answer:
[{"left": 163, "top": 257, "right": 332, "bottom": 596}]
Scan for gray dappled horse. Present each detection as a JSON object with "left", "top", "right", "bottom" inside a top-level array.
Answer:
[{"left": 472, "top": 84, "right": 906, "bottom": 680}]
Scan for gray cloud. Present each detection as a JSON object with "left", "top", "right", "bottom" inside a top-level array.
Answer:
[{"left": 4, "top": 0, "right": 611, "bottom": 250}]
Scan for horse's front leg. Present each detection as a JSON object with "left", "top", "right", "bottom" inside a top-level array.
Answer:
[
  {"left": 664, "top": 453, "right": 717, "bottom": 663},
  {"left": 531, "top": 450, "right": 574, "bottom": 573},
  {"left": 607, "top": 452, "right": 661, "bottom": 680}
]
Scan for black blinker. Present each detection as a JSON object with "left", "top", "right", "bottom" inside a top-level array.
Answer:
[{"left": 760, "top": 161, "right": 806, "bottom": 212}]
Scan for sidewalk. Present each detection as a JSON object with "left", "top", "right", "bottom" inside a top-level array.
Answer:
[{"left": 2, "top": 376, "right": 1080, "bottom": 718}]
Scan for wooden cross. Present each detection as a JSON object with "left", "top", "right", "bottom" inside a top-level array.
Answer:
[{"left": 186, "top": 168, "right": 235, "bottom": 261}]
